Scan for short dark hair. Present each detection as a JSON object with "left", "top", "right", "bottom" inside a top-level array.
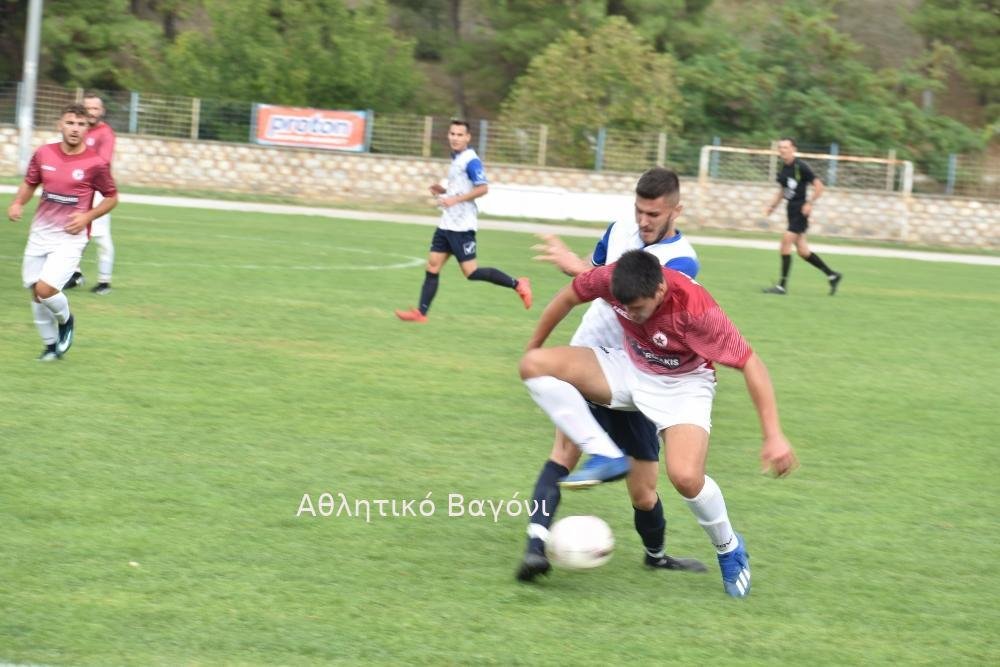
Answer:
[
  {"left": 62, "top": 103, "right": 87, "bottom": 118},
  {"left": 449, "top": 118, "right": 471, "bottom": 132},
  {"left": 611, "top": 249, "right": 664, "bottom": 304},
  {"left": 779, "top": 137, "right": 797, "bottom": 147},
  {"left": 635, "top": 167, "right": 680, "bottom": 201},
  {"left": 83, "top": 92, "right": 104, "bottom": 104}
]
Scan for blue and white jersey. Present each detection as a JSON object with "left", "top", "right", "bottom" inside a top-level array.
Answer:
[
  {"left": 570, "top": 220, "right": 699, "bottom": 348},
  {"left": 439, "top": 148, "right": 488, "bottom": 232}
]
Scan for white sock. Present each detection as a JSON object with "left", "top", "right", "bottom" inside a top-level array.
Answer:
[
  {"left": 527, "top": 523, "right": 550, "bottom": 541},
  {"left": 39, "top": 292, "right": 70, "bottom": 324},
  {"left": 683, "top": 475, "right": 738, "bottom": 554},
  {"left": 524, "top": 376, "right": 624, "bottom": 458},
  {"left": 96, "top": 234, "right": 115, "bottom": 283},
  {"left": 31, "top": 300, "right": 58, "bottom": 344}
]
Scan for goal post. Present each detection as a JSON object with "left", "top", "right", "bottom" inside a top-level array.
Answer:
[{"left": 698, "top": 145, "right": 913, "bottom": 196}]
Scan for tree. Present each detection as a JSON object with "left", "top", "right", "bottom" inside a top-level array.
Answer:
[
  {"left": 469, "top": 0, "right": 606, "bottom": 114},
  {"left": 909, "top": 0, "right": 1000, "bottom": 111},
  {"left": 500, "top": 17, "right": 682, "bottom": 167},
  {"left": 605, "top": 0, "right": 713, "bottom": 57},
  {"left": 670, "top": 1, "right": 983, "bottom": 168},
  {"left": 162, "top": 0, "right": 421, "bottom": 111},
  {"left": 128, "top": 0, "right": 201, "bottom": 42},
  {"left": 0, "top": 0, "right": 163, "bottom": 89},
  {"left": 389, "top": 0, "right": 606, "bottom": 117}
]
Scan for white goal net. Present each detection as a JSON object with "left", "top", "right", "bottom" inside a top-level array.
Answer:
[{"left": 698, "top": 145, "right": 913, "bottom": 195}]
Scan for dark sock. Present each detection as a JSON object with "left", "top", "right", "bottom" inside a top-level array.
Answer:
[
  {"left": 805, "top": 252, "right": 834, "bottom": 276},
  {"left": 418, "top": 271, "right": 439, "bottom": 315},
  {"left": 634, "top": 496, "right": 665, "bottom": 556},
  {"left": 779, "top": 254, "right": 792, "bottom": 288},
  {"left": 526, "top": 460, "right": 568, "bottom": 554},
  {"left": 467, "top": 267, "right": 517, "bottom": 289}
]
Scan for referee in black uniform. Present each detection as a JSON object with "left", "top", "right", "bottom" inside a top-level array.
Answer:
[{"left": 763, "top": 138, "right": 842, "bottom": 295}]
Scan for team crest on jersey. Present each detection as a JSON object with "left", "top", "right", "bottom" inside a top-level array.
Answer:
[
  {"left": 652, "top": 331, "right": 669, "bottom": 347},
  {"left": 463, "top": 241, "right": 476, "bottom": 255},
  {"left": 85, "top": 137, "right": 95, "bottom": 146},
  {"left": 72, "top": 168, "right": 84, "bottom": 180},
  {"left": 784, "top": 177, "right": 798, "bottom": 199}
]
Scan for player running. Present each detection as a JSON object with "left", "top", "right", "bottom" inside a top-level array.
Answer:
[
  {"left": 7, "top": 104, "right": 118, "bottom": 360},
  {"left": 395, "top": 119, "right": 531, "bottom": 322}
]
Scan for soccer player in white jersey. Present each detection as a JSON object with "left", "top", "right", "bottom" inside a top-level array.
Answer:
[
  {"left": 519, "top": 249, "right": 798, "bottom": 597},
  {"left": 518, "top": 168, "right": 707, "bottom": 582},
  {"left": 7, "top": 104, "right": 118, "bottom": 360},
  {"left": 395, "top": 119, "right": 532, "bottom": 322},
  {"left": 65, "top": 93, "right": 117, "bottom": 295}
]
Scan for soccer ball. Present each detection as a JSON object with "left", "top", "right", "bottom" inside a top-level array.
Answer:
[{"left": 546, "top": 515, "right": 614, "bottom": 570}]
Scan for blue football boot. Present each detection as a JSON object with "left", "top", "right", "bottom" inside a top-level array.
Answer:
[
  {"left": 558, "top": 454, "right": 630, "bottom": 489},
  {"left": 717, "top": 533, "right": 751, "bottom": 598}
]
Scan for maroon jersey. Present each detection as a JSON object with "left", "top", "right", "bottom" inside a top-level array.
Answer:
[
  {"left": 84, "top": 121, "right": 116, "bottom": 164},
  {"left": 25, "top": 143, "right": 117, "bottom": 236},
  {"left": 572, "top": 265, "right": 753, "bottom": 375}
]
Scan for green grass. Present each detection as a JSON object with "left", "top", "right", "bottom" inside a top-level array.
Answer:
[{"left": 1, "top": 201, "right": 998, "bottom": 665}]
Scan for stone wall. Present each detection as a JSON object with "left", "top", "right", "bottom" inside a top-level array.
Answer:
[{"left": 2, "top": 125, "right": 996, "bottom": 249}]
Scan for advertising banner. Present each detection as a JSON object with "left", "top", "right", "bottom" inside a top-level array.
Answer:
[{"left": 252, "top": 105, "right": 371, "bottom": 152}]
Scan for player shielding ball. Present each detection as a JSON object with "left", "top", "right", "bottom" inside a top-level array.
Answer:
[
  {"left": 7, "top": 104, "right": 118, "bottom": 360},
  {"left": 518, "top": 168, "right": 706, "bottom": 582},
  {"left": 519, "top": 250, "right": 797, "bottom": 597}
]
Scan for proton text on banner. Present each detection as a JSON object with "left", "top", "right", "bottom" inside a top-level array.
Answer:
[{"left": 252, "top": 105, "right": 372, "bottom": 152}]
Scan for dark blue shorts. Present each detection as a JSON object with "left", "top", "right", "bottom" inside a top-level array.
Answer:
[
  {"left": 430, "top": 228, "right": 477, "bottom": 262},
  {"left": 786, "top": 203, "right": 809, "bottom": 234},
  {"left": 589, "top": 404, "right": 660, "bottom": 461}
]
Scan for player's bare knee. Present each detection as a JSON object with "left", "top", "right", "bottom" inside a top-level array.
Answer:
[
  {"left": 628, "top": 486, "right": 658, "bottom": 511},
  {"left": 34, "top": 282, "right": 57, "bottom": 300},
  {"left": 667, "top": 468, "right": 703, "bottom": 498},
  {"left": 519, "top": 348, "right": 551, "bottom": 379}
]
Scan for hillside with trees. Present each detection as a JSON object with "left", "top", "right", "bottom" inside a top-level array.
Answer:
[{"left": 1, "top": 0, "right": 995, "bottom": 168}]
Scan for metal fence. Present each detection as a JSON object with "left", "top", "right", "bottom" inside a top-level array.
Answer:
[
  {"left": 701, "top": 145, "right": 914, "bottom": 195},
  {"left": 2, "top": 81, "right": 996, "bottom": 199}
]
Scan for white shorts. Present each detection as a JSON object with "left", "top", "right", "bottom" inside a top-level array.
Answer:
[
  {"left": 592, "top": 347, "right": 716, "bottom": 433},
  {"left": 89, "top": 191, "right": 111, "bottom": 237},
  {"left": 22, "top": 230, "right": 87, "bottom": 289}
]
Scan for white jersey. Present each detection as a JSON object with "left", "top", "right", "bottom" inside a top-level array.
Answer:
[
  {"left": 570, "top": 220, "right": 699, "bottom": 349},
  {"left": 439, "top": 148, "right": 487, "bottom": 232}
]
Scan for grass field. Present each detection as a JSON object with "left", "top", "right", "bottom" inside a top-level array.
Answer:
[{"left": 1, "top": 201, "right": 998, "bottom": 666}]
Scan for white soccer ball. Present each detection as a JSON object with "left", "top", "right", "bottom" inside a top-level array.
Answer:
[{"left": 546, "top": 515, "right": 615, "bottom": 570}]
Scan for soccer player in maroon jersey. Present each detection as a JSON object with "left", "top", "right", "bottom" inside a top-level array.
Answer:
[
  {"left": 7, "top": 104, "right": 118, "bottom": 360},
  {"left": 519, "top": 249, "right": 797, "bottom": 597},
  {"left": 65, "top": 93, "right": 117, "bottom": 294}
]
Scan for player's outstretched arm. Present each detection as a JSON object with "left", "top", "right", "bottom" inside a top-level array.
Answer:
[
  {"left": 532, "top": 234, "right": 591, "bottom": 277},
  {"left": 741, "top": 352, "right": 798, "bottom": 477},
  {"left": 525, "top": 284, "right": 583, "bottom": 351}
]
